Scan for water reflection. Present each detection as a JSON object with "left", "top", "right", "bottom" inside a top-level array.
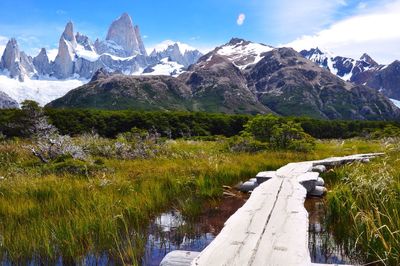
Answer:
[
  {"left": 142, "top": 194, "right": 247, "bottom": 266},
  {"left": 306, "top": 198, "right": 361, "bottom": 265}
]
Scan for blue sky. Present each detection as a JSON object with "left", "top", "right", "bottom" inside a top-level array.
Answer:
[{"left": 1, "top": 0, "right": 399, "bottom": 63}]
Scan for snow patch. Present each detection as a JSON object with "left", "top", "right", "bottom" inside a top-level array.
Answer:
[
  {"left": 217, "top": 42, "right": 274, "bottom": 69},
  {"left": 390, "top": 98, "right": 400, "bottom": 108},
  {"left": 0, "top": 75, "right": 87, "bottom": 106},
  {"left": 142, "top": 58, "right": 185, "bottom": 77},
  {"left": 75, "top": 44, "right": 100, "bottom": 62}
]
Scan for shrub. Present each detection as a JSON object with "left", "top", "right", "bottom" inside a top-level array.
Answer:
[
  {"left": 243, "top": 115, "right": 315, "bottom": 152},
  {"left": 243, "top": 114, "right": 282, "bottom": 142},
  {"left": 269, "top": 121, "right": 315, "bottom": 151}
]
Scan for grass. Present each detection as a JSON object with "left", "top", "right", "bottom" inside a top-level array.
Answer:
[
  {"left": 323, "top": 138, "right": 400, "bottom": 265},
  {"left": 0, "top": 138, "right": 384, "bottom": 264}
]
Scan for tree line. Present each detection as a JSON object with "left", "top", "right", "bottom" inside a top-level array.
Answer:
[{"left": 1, "top": 105, "right": 399, "bottom": 139}]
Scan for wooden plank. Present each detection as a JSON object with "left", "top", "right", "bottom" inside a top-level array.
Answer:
[{"left": 160, "top": 153, "right": 383, "bottom": 266}]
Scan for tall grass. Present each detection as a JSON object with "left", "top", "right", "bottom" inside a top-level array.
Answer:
[
  {"left": 0, "top": 138, "right": 382, "bottom": 264},
  {"left": 325, "top": 139, "right": 400, "bottom": 265}
]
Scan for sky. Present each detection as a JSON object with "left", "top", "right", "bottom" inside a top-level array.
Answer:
[{"left": 0, "top": 0, "right": 399, "bottom": 64}]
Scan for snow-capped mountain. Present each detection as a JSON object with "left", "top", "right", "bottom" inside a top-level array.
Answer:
[
  {"left": 142, "top": 58, "right": 185, "bottom": 77},
  {"left": 149, "top": 40, "right": 203, "bottom": 68},
  {"left": 300, "top": 48, "right": 383, "bottom": 82},
  {"left": 300, "top": 48, "right": 400, "bottom": 101},
  {"left": 213, "top": 38, "right": 274, "bottom": 70},
  {"left": 48, "top": 38, "right": 400, "bottom": 121},
  {"left": 0, "top": 13, "right": 203, "bottom": 105}
]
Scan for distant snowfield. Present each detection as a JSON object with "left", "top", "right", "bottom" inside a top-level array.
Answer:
[
  {"left": 142, "top": 58, "right": 185, "bottom": 77},
  {"left": 217, "top": 41, "right": 274, "bottom": 69},
  {"left": 0, "top": 75, "right": 87, "bottom": 106},
  {"left": 390, "top": 98, "right": 400, "bottom": 108}
]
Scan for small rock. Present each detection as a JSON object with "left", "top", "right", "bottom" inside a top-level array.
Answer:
[
  {"left": 312, "top": 165, "right": 327, "bottom": 173},
  {"left": 308, "top": 186, "right": 327, "bottom": 197},
  {"left": 316, "top": 177, "right": 325, "bottom": 186},
  {"left": 239, "top": 181, "right": 258, "bottom": 192}
]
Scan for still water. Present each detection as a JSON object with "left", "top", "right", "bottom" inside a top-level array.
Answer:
[{"left": 142, "top": 194, "right": 360, "bottom": 266}]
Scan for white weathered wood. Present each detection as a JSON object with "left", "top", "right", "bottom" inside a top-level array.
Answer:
[
  {"left": 161, "top": 153, "right": 383, "bottom": 266},
  {"left": 160, "top": 251, "right": 201, "bottom": 266},
  {"left": 256, "top": 171, "right": 276, "bottom": 184}
]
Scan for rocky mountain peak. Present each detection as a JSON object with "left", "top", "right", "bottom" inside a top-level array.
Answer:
[
  {"left": 76, "top": 32, "right": 94, "bottom": 51},
  {"left": 0, "top": 38, "right": 34, "bottom": 81},
  {"left": 106, "top": 12, "right": 139, "bottom": 56},
  {"left": 1, "top": 38, "right": 20, "bottom": 69},
  {"left": 53, "top": 22, "right": 78, "bottom": 79},
  {"left": 33, "top": 48, "right": 50, "bottom": 75},
  {"left": 360, "top": 53, "right": 378, "bottom": 67},
  {"left": 228, "top": 38, "right": 247, "bottom": 46},
  {"left": 62, "top": 22, "right": 77, "bottom": 45}
]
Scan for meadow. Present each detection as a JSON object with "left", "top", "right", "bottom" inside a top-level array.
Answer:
[
  {"left": 0, "top": 136, "right": 385, "bottom": 264},
  {"left": 1, "top": 104, "right": 399, "bottom": 264}
]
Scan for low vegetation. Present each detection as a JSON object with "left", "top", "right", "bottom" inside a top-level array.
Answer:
[
  {"left": 323, "top": 139, "right": 400, "bottom": 265},
  {"left": 0, "top": 102, "right": 398, "bottom": 264}
]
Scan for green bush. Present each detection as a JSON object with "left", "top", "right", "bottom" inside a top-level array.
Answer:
[
  {"left": 269, "top": 121, "right": 315, "bottom": 151},
  {"left": 243, "top": 115, "right": 315, "bottom": 151}
]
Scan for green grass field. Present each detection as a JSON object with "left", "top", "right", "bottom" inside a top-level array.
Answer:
[{"left": 0, "top": 138, "right": 390, "bottom": 264}]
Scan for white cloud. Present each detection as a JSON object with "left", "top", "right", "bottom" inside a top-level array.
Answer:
[
  {"left": 237, "top": 13, "right": 246, "bottom": 26},
  {"left": 285, "top": 0, "right": 400, "bottom": 64},
  {"left": 266, "top": 0, "right": 348, "bottom": 40}
]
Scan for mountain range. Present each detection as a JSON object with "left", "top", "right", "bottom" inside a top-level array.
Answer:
[
  {"left": 48, "top": 38, "right": 399, "bottom": 120},
  {"left": 300, "top": 48, "right": 400, "bottom": 101},
  {"left": 0, "top": 13, "right": 203, "bottom": 82},
  {"left": 1, "top": 13, "right": 400, "bottom": 121}
]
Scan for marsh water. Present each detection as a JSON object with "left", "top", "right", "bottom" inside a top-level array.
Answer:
[
  {"left": 2, "top": 192, "right": 365, "bottom": 265},
  {"left": 142, "top": 194, "right": 363, "bottom": 266},
  {"left": 141, "top": 194, "right": 247, "bottom": 265}
]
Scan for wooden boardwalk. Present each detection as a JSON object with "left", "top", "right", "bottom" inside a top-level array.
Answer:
[{"left": 160, "top": 153, "right": 383, "bottom": 266}]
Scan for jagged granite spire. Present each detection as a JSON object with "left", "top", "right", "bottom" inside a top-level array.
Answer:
[
  {"left": 134, "top": 25, "right": 147, "bottom": 56},
  {"left": 106, "top": 13, "right": 140, "bottom": 56},
  {"left": 0, "top": 38, "right": 35, "bottom": 81},
  {"left": 54, "top": 22, "right": 77, "bottom": 79},
  {"left": 1, "top": 38, "right": 20, "bottom": 70},
  {"left": 62, "top": 21, "right": 77, "bottom": 45},
  {"left": 33, "top": 48, "right": 51, "bottom": 75}
]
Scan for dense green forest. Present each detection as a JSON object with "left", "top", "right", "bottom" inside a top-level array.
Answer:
[{"left": 1, "top": 107, "right": 399, "bottom": 139}]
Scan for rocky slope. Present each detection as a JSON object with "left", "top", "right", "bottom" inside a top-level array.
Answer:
[
  {"left": 0, "top": 91, "right": 19, "bottom": 109},
  {"left": 48, "top": 39, "right": 399, "bottom": 120},
  {"left": 249, "top": 47, "right": 397, "bottom": 119},
  {"left": 301, "top": 48, "right": 400, "bottom": 101}
]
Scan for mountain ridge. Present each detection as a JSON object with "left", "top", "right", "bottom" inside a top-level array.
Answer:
[
  {"left": 301, "top": 48, "right": 400, "bottom": 101},
  {"left": 47, "top": 39, "right": 400, "bottom": 120}
]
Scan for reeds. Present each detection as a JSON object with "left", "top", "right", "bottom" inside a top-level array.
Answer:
[
  {"left": 325, "top": 139, "right": 400, "bottom": 265},
  {"left": 0, "top": 138, "right": 382, "bottom": 263}
]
